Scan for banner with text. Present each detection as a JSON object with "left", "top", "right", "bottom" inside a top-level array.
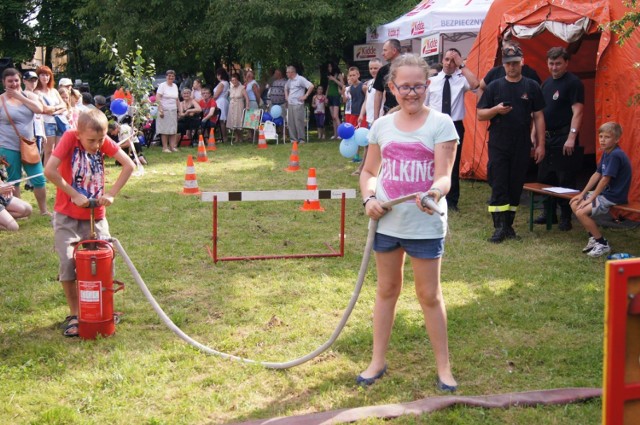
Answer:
[
  {"left": 353, "top": 44, "right": 379, "bottom": 61},
  {"left": 421, "top": 34, "right": 440, "bottom": 57}
]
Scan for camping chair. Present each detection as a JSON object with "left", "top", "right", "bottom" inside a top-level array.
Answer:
[
  {"left": 235, "top": 108, "right": 262, "bottom": 145},
  {"left": 263, "top": 120, "right": 278, "bottom": 144}
]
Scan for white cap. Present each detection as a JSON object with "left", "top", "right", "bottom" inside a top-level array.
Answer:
[{"left": 58, "top": 78, "right": 73, "bottom": 87}]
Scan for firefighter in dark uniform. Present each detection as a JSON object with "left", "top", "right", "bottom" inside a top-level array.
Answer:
[
  {"left": 477, "top": 45, "right": 546, "bottom": 243},
  {"left": 534, "top": 47, "right": 584, "bottom": 231}
]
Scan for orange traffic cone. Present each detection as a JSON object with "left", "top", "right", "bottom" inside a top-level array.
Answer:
[
  {"left": 181, "top": 155, "right": 201, "bottom": 196},
  {"left": 196, "top": 134, "right": 208, "bottom": 162},
  {"left": 257, "top": 125, "right": 267, "bottom": 149},
  {"left": 300, "top": 167, "right": 324, "bottom": 212},
  {"left": 207, "top": 128, "right": 217, "bottom": 151},
  {"left": 285, "top": 141, "right": 300, "bottom": 172}
]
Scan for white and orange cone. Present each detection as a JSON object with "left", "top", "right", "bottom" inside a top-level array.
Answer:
[
  {"left": 257, "top": 125, "right": 267, "bottom": 149},
  {"left": 285, "top": 141, "right": 300, "bottom": 172},
  {"left": 181, "top": 155, "right": 201, "bottom": 196},
  {"left": 207, "top": 128, "right": 217, "bottom": 151},
  {"left": 197, "top": 134, "right": 209, "bottom": 162},
  {"left": 300, "top": 167, "right": 324, "bottom": 212}
]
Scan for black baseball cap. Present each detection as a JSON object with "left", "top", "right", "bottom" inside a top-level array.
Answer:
[
  {"left": 23, "top": 70, "right": 38, "bottom": 80},
  {"left": 502, "top": 46, "right": 523, "bottom": 63}
]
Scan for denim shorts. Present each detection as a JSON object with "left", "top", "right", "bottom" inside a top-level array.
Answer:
[
  {"left": 44, "top": 122, "right": 64, "bottom": 137},
  {"left": 373, "top": 233, "right": 444, "bottom": 259},
  {"left": 588, "top": 194, "right": 616, "bottom": 216}
]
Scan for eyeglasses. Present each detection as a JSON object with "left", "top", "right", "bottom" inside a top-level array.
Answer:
[{"left": 392, "top": 82, "right": 428, "bottom": 96}]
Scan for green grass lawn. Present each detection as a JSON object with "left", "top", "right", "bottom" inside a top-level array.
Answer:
[{"left": 2, "top": 135, "right": 637, "bottom": 424}]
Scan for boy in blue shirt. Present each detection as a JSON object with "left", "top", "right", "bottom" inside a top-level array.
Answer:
[{"left": 570, "top": 122, "right": 631, "bottom": 257}]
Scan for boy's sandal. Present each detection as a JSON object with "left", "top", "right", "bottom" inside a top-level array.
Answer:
[
  {"left": 62, "top": 315, "right": 79, "bottom": 337},
  {"left": 60, "top": 315, "right": 77, "bottom": 329}
]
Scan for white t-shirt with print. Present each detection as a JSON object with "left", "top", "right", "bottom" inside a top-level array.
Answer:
[{"left": 368, "top": 110, "right": 459, "bottom": 239}]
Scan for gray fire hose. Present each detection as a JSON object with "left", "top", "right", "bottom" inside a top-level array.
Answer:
[{"left": 112, "top": 193, "right": 441, "bottom": 369}]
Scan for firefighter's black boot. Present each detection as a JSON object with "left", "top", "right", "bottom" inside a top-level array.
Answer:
[
  {"left": 504, "top": 211, "right": 519, "bottom": 239},
  {"left": 488, "top": 212, "right": 508, "bottom": 243}
]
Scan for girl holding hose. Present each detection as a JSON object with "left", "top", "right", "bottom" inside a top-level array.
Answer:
[{"left": 358, "top": 54, "right": 459, "bottom": 391}]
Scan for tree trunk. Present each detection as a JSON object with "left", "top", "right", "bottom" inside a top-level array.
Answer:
[{"left": 45, "top": 45, "right": 53, "bottom": 69}]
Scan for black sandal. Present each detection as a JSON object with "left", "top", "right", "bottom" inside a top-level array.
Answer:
[
  {"left": 60, "top": 315, "right": 75, "bottom": 329},
  {"left": 62, "top": 315, "right": 79, "bottom": 337}
]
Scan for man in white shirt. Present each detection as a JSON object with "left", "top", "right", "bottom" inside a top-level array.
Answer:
[
  {"left": 284, "top": 65, "right": 314, "bottom": 144},
  {"left": 426, "top": 48, "right": 479, "bottom": 211}
]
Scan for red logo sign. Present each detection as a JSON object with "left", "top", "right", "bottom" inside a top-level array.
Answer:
[
  {"left": 421, "top": 36, "right": 439, "bottom": 56},
  {"left": 388, "top": 27, "right": 400, "bottom": 38},
  {"left": 369, "top": 29, "right": 379, "bottom": 41},
  {"left": 411, "top": 21, "right": 426, "bottom": 36},
  {"left": 355, "top": 46, "right": 377, "bottom": 60},
  {"left": 406, "top": 0, "right": 435, "bottom": 16}
]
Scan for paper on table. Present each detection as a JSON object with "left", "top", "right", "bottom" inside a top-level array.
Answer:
[{"left": 543, "top": 187, "right": 580, "bottom": 194}]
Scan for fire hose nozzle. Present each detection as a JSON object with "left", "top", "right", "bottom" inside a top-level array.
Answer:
[{"left": 420, "top": 194, "right": 444, "bottom": 216}]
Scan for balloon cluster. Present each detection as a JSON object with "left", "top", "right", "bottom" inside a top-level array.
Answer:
[
  {"left": 261, "top": 105, "right": 284, "bottom": 126},
  {"left": 338, "top": 124, "right": 369, "bottom": 158}
]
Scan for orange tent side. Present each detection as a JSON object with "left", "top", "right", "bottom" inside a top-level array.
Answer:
[{"left": 461, "top": 0, "right": 639, "bottom": 210}]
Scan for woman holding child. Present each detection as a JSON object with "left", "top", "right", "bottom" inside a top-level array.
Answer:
[{"left": 358, "top": 54, "right": 459, "bottom": 391}]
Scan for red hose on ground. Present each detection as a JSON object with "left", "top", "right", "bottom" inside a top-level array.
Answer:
[{"left": 229, "top": 387, "right": 601, "bottom": 425}]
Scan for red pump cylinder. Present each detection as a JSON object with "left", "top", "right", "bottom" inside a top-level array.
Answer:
[{"left": 74, "top": 240, "right": 123, "bottom": 340}]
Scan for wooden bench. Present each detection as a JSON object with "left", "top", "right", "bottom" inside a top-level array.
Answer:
[{"left": 522, "top": 182, "right": 640, "bottom": 231}]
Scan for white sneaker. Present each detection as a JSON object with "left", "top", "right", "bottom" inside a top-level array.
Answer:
[
  {"left": 587, "top": 242, "right": 611, "bottom": 258},
  {"left": 582, "top": 237, "right": 597, "bottom": 253}
]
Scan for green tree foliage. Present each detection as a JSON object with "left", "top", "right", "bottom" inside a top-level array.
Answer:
[
  {"left": 77, "top": 0, "right": 218, "bottom": 76},
  {"left": 608, "top": 0, "right": 640, "bottom": 45},
  {"left": 78, "top": 0, "right": 414, "bottom": 78},
  {"left": 34, "top": 0, "right": 89, "bottom": 72},
  {"left": 4, "top": 0, "right": 414, "bottom": 88},
  {"left": 0, "top": 0, "right": 38, "bottom": 64},
  {"left": 99, "top": 38, "right": 155, "bottom": 129}
]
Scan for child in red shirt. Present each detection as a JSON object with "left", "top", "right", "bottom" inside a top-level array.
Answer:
[
  {"left": 44, "top": 108, "right": 135, "bottom": 337},
  {"left": 199, "top": 86, "right": 218, "bottom": 140}
]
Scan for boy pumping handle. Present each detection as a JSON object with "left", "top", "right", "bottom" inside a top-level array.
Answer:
[{"left": 44, "top": 108, "right": 135, "bottom": 337}]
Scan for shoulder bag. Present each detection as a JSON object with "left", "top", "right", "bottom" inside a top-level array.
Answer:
[{"left": 1, "top": 97, "right": 40, "bottom": 165}]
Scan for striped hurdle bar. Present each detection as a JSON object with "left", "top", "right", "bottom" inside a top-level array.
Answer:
[{"left": 201, "top": 189, "right": 356, "bottom": 263}]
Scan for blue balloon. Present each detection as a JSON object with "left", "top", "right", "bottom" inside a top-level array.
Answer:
[
  {"left": 273, "top": 116, "right": 284, "bottom": 126},
  {"left": 270, "top": 105, "right": 282, "bottom": 119},
  {"left": 354, "top": 127, "right": 370, "bottom": 147},
  {"left": 339, "top": 137, "right": 358, "bottom": 158},
  {"left": 110, "top": 98, "right": 128, "bottom": 116},
  {"left": 337, "top": 123, "right": 355, "bottom": 140},
  {"left": 261, "top": 112, "right": 272, "bottom": 122}
]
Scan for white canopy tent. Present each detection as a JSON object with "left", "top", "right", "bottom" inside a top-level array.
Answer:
[{"left": 366, "top": 0, "right": 494, "bottom": 58}]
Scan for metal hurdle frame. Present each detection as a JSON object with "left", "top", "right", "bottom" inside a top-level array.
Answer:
[{"left": 201, "top": 189, "right": 356, "bottom": 263}]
